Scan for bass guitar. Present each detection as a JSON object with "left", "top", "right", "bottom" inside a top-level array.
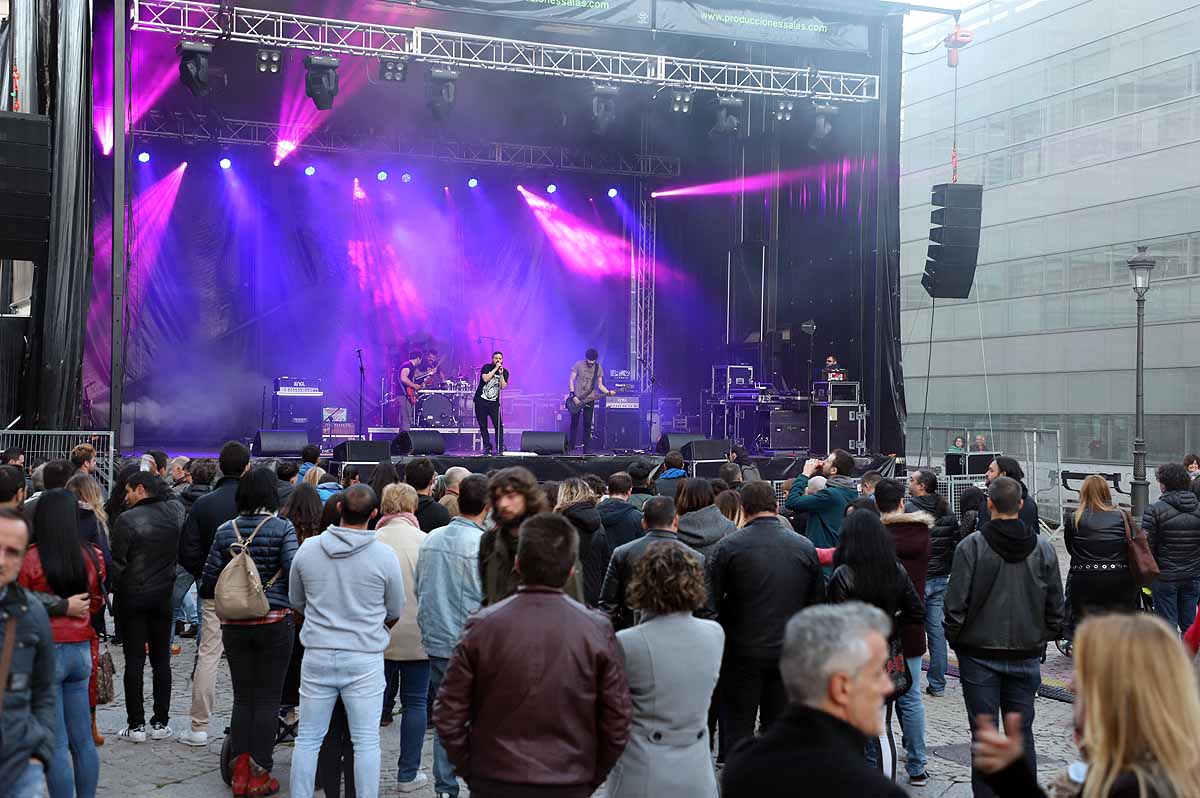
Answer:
[{"left": 405, "top": 368, "right": 439, "bottom": 405}]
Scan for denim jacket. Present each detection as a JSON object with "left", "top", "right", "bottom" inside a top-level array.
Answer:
[{"left": 414, "top": 517, "right": 484, "bottom": 658}]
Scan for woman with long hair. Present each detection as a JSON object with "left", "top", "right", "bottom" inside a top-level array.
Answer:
[
  {"left": 555, "top": 477, "right": 601, "bottom": 604},
  {"left": 1064, "top": 476, "right": 1138, "bottom": 625},
  {"left": 19, "top": 489, "right": 104, "bottom": 798},
  {"left": 714, "top": 489, "right": 741, "bottom": 525},
  {"left": 975, "top": 614, "right": 1200, "bottom": 798},
  {"left": 103, "top": 462, "right": 142, "bottom": 527},
  {"left": 828, "top": 510, "right": 924, "bottom": 779},
  {"left": 957, "top": 486, "right": 987, "bottom": 539},
  {"left": 675, "top": 478, "right": 736, "bottom": 561},
  {"left": 199, "top": 468, "right": 298, "bottom": 796},
  {"left": 607, "top": 542, "right": 724, "bottom": 798},
  {"left": 281, "top": 483, "right": 324, "bottom": 544},
  {"left": 66, "top": 472, "right": 113, "bottom": 746}
]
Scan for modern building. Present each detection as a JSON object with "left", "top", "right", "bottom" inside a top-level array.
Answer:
[{"left": 899, "top": 0, "right": 1200, "bottom": 507}]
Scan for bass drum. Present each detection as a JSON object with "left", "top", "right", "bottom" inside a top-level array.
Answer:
[{"left": 417, "top": 394, "right": 458, "bottom": 429}]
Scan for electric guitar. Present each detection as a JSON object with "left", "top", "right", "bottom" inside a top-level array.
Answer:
[{"left": 404, "top": 367, "right": 439, "bottom": 404}]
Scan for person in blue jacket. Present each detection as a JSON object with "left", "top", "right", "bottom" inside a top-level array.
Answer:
[{"left": 784, "top": 450, "right": 859, "bottom": 577}]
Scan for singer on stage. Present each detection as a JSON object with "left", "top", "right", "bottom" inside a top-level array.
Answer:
[{"left": 474, "top": 351, "right": 509, "bottom": 455}]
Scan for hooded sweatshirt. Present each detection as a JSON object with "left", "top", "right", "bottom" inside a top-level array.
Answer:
[
  {"left": 677, "top": 504, "right": 737, "bottom": 560},
  {"left": 289, "top": 525, "right": 405, "bottom": 653},
  {"left": 784, "top": 474, "right": 860, "bottom": 575},
  {"left": 982, "top": 517, "right": 1037, "bottom": 562}
]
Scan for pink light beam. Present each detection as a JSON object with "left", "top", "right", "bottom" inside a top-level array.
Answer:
[{"left": 517, "top": 186, "right": 632, "bottom": 280}]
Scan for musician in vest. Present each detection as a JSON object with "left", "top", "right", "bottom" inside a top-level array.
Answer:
[
  {"left": 567, "top": 348, "right": 615, "bottom": 454},
  {"left": 398, "top": 350, "right": 441, "bottom": 431}
]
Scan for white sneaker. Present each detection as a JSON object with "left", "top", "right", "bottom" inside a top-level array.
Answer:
[
  {"left": 149, "top": 722, "right": 174, "bottom": 740},
  {"left": 178, "top": 729, "right": 208, "bottom": 747},
  {"left": 119, "top": 725, "right": 147, "bottom": 743},
  {"left": 397, "top": 772, "right": 429, "bottom": 793}
]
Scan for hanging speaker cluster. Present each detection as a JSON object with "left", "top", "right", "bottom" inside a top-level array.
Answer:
[{"left": 921, "top": 183, "right": 983, "bottom": 299}]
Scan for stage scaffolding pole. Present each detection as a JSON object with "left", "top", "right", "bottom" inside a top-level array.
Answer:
[{"left": 110, "top": 0, "right": 128, "bottom": 445}]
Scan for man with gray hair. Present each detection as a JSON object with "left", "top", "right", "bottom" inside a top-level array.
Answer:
[
  {"left": 722, "top": 602, "right": 906, "bottom": 798},
  {"left": 439, "top": 466, "right": 471, "bottom": 519}
]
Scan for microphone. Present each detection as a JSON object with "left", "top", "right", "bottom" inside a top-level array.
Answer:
[{"left": 355, "top": 348, "right": 362, "bottom": 353}]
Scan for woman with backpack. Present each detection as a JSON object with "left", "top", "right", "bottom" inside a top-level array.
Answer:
[
  {"left": 19, "top": 489, "right": 105, "bottom": 798},
  {"left": 828, "top": 511, "right": 925, "bottom": 782},
  {"left": 200, "top": 468, "right": 299, "bottom": 797}
]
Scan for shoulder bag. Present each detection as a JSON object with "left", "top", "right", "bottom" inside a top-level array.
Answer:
[
  {"left": 1120, "top": 509, "right": 1160, "bottom": 588},
  {"left": 214, "top": 517, "right": 282, "bottom": 621},
  {"left": 82, "top": 545, "right": 117, "bottom": 704}
]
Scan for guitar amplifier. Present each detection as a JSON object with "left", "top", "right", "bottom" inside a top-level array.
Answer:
[
  {"left": 769, "top": 410, "right": 809, "bottom": 450},
  {"left": 273, "top": 378, "right": 323, "bottom": 444}
]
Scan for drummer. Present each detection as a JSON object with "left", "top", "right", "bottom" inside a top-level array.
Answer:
[{"left": 424, "top": 348, "right": 448, "bottom": 386}]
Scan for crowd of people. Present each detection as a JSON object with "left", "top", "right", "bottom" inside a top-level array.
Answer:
[{"left": 4, "top": 440, "right": 1200, "bottom": 798}]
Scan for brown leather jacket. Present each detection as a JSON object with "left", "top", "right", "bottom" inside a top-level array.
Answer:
[{"left": 433, "top": 585, "right": 632, "bottom": 790}]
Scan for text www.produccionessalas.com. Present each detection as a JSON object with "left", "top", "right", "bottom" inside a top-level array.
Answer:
[
  {"left": 528, "top": 0, "right": 612, "bottom": 8},
  {"left": 699, "top": 12, "right": 828, "bottom": 32}
]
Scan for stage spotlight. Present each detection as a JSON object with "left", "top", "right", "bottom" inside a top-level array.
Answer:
[
  {"left": 379, "top": 57, "right": 407, "bottom": 83},
  {"left": 401, "top": 172, "right": 412, "bottom": 183},
  {"left": 607, "top": 187, "right": 618, "bottom": 198},
  {"left": 809, "top": 102, "right": 838, "bottom": 149},
  {"left": 546, "top": 184, "right": 557, "bottom": 194},
  {"left": 377, "top": 171, "right": 388, "bottom": 182},
  {"left": 425, "top": 68, "right": 460, "bottom": 120},
  {"left": 773, "top": 99, "right": 795, "bottom": 123},
  {"left": 304, "top": 166, "right": 316, "bottom": 176},
  {"left": 710, "top": 95, "right": 744, "bottom": 137},
  {"left": 137, "top": 151, "right": 151, "bottom": 163},
  {"left": 219, "top": 157, "right": 231, "bottom": 170},
  {"left": 591, "top": 84, "right": 619, "bottom": 135},
  {"left": 468, "top": 178, "right": 478, "bottom": 188},
  {"left": 256, "top": 48, "right": 281, "bottom": 75},
  {"left": 303, "top": 55, "right": 340, "bottom": 111},
  {"left": 669, "top": 89, "right": 693, "bottom": 114},
  {"left": 176, "top": 41, "right": 213, "bottom": 97}
]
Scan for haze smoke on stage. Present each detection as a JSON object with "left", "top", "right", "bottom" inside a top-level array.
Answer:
[{"left": 517, "top": 186, "right": 631, "bottom": 279}]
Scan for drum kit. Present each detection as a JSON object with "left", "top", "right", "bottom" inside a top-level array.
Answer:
[{"left": 384, "top": 367, "right": 474, "bottom": 429}]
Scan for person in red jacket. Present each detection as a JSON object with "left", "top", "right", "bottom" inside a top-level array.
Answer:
[{"left": 20, "top": 489, "right": 106, "bottom": 798}]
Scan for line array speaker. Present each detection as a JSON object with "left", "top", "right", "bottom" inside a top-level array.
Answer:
[
  {"left": 0, "top": 111, "right": 51, "bottom": 261},
  {"left": 922, "top": 182, "right": 982, "bottom": 299}
]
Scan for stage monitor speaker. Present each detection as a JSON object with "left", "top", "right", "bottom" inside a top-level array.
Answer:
[
  {"left": 332, "top": 440, "right": 393, "bottom": 463},
  {"left": 0, "top": 111, "right": 51, "bottom": 261},
  {"left": 769, "top": 410, "right": 810, "bottom": 451},
  {"left": 253, "top": 430, "right": 310, "bottom": 457},
  {"left": 521, "top": 431, "right": 567, "bottom": 456},
  {"left": 394, "top": 431, "right": 447, "bottom": 457},
  {"left": 605, "top": 409, "right": 642, "bottom": 451},
  {"left": 656, "top": 432, "right": 708, "bottom": 456},
  {"left": 922, "top": 182, "right": 982, "bottom": 299},
  {"left": 680, "top": 438, "right": 731, "bottom": 462}
]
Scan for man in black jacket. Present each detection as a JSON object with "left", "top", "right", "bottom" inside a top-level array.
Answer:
[
  {"left": 585, "top": 472, "right": 644, "bottom": 604},
  {"left": 178, "top": 440, "right": 248, "bottom": 747},
  {"left": 112, "top": 471, "right": 186, "bottom": 742},
  {"left": 407, "top": 458, "right": 451, "bottom": 533},
  {"left": 722, "top": 602, "right": 905, "bottom": 798},
  {"left": 627, "top": 460, "right": 655, "bottom": 510},
  {"left": 978, "top": 456, "right": 1040, "bottom": 536},
  {"left": 0, "top": 508, "right": 57, "bottom": 795},
  {"left": 1143, "top": 461, "right": 1200, "bottom": 633},
  {"left": 905, "top": 468, "right": 960, "bottom": 697},
  {"left": 709, "top": 481, "right": 825, "bottom": 752},
  {"left": 598, "top": 496, "right": 683, "bottom": 631},
  {"left": 944, "top": 476, "right": 1064, "bottom": 798}
]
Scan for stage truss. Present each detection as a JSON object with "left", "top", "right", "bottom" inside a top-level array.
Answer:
[
  {"left": 131, "top": 110, "right": 681, "bottom": 177},
  {"left": 631, "top": 183, "right": 656, "bottom": 394},
  {"left": 130, "top": 0, "right": 880, "bottom": 102}
]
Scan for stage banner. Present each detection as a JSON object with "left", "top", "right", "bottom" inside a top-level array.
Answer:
[
  {"left": 414, "top": 0, "right": 653, "bottom": 30},
  {"left": 654, "top": 0, "right": 870, "bottom": 52}
]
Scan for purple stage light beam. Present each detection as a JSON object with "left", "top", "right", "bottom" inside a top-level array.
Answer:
[
  {"left": 651, "top": 159, "right": 872, "bottom": 208},
  {"left": 517, "top": 185, "right": 631, "bottom": 279},
  {"left": 127, "top": 161, "right": 189, "bottom": 321}
]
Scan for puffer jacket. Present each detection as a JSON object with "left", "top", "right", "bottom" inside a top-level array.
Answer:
[
  {"left": 1142, "top": 490, "right": 1200, "bottom": 582},
  {"left": 200, "top": 513, "right": 298, "bottom": 611},
  {"left": 881, "top": 511, "right": 932, "bottom": 658},
  {"left": 676, "top": 504, "right": 737, "bottom": 561},
  {"left": 828, "top": 561, "right": 925, "bottom": 658},
  {"left": 111, "top": 494, "right": 186, "bottom": 607},
  {"left": 906, "top": 494, "right": 960, "bottom": 578},
  {"left": 0, "top": 585, "right": 56, "bottom": 787}
]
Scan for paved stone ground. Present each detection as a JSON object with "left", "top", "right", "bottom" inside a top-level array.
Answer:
[{"left": 96, "top": 537, "right": 1079, "bottom": 797}]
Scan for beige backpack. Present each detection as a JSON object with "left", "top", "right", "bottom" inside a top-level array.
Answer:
[{"left": 214, "top": 517, "right": 281, "bottom": 621}]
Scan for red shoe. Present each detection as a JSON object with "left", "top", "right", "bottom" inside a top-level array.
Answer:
[
  {"left": 245, "top": 762, "right": 280, "bottom": 797},
  {"left": 231, "top": 753, "right": 251, "bottom": 797}
]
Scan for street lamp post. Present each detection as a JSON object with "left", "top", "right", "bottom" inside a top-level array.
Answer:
[{"left": 1127, "top": 245, "right": 1155, "bottom": 522}]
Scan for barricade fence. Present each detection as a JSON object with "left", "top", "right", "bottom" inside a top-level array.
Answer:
[{"left": 0, "top": 430, "right": 116, "bottom": 493}]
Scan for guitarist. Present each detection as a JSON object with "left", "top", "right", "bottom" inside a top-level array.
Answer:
[
  {"left": 398, "top": 350, "right": 432, "bottom": 430},
  {"left": 566, "top": 348, "right": 615, "bottom": 454}
]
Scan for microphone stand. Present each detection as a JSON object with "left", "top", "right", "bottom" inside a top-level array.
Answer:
[
  {"left": 260, "top": 386, "right": 266, "bottom": 432},
  {"left": 356, "top": 349, "right": 366, "bottom": 439}
]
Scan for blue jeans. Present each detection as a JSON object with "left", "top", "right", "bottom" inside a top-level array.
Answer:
[
  {"left": 924, "top": 576, "right": 949, "bottom": 693},
  {"left": 428, "top": 656, "right": 459, "bottom": 797},
  {"left": 1151, "top": 578, "right": 1200, "bottom": 634},
  {"left": 14, "top": 760, "right": 48, "bottom": 798},
  {"left": 49, "top": 641, "right": 98, "bottom": 798},
  {"left": 895, "top": 655, "right": 927, "bottom": 777},
  {"left": 958, "top": 655, "right": 1040, "bottom": 798},
  {"left": 383, "top": 659, "right": 431, "bottom": 783},
  {"left": 290, "top": 649, "right": 386, "bottom": 798}
]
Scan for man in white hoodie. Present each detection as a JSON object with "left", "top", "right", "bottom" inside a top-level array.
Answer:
[{"left": 289, "top": 484, "right": 406, "bottom": 798}]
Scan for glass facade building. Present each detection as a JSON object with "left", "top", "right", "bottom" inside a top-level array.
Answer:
[{"left": 899, "top": 0, "right": 1200, "bottom": 485}]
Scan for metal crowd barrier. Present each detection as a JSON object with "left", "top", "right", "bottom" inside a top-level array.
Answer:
[{"left": 0, "top": 430, "right": 116, "bottom": 493}]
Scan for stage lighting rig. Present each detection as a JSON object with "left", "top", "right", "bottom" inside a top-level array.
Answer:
[
  {"left": 426, "top": 68, "right": 460, "bottom": 120},
  {"left": 591, "top": 83, "right": 619, "bottom": 135},
  {"left": 809, "top": 102, "right": 838, "bottom": 149},
  {"left": 669, "top": 89, "right": 693, "bottom": 114},
  {"left": 304, "top": 55, "right": 341, "bottom": 111},
  {"left": 256, "top": 49, "right": 281, "bottom": 75},
  {"left": 177, "top": 41, "right": 213, "bottom": 97},
  {"left": 710, "top": 95, "right": 743, "bottom": 137},
  {"left": 379, "top": 57, "right": 407, "bottom": 83},
  {"left": 773, "top": 99, "right": 795, "bottom": 123}
]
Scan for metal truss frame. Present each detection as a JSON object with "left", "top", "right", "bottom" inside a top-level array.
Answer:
[
  {"left": 131, "top": 0, "right": 879, "bottom": 102},
  {"left": 630, "top": 181, "right": 656, "bottom": 395},
  {"left": 131, "top": 110, "right": 682, "bottom": 177}
]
